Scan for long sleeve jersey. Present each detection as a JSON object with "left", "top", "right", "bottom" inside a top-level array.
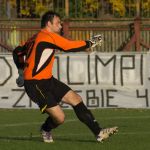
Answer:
[{"left": 13, "top": 29, "right": 91, "bottom": 80}]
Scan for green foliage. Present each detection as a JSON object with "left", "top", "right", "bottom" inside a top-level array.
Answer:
[
  {"left": 3, "top": 0, "right": 150, "bottom": 18},
  {"left": 108, "top": 0, "right": 126, "bottom": 17},
  {"left": 19, "top": 0, "right": 51, "bottom": 18},
  {"left": 34, "top": 3, "right": 49, "bottom": 17},
  {"left": 82, "top": 0, "right": 100, "bottom": 17},
  {"left": 141, "top": 0, "right": 150, "bottom": 17},
  {"left": 69, "top": 0, "right": 100, "bottom": 18}
]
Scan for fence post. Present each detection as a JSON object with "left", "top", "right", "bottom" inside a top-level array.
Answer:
[
  {"left": 123, "top": 17, "right": 141, "bottom": 51},
  {"left": 134, "top": 17, "right": 141, "bottom": 51},
  {"left": 65, "top": 0, "right": 69, "bottom": 17},
  {"left": 63, "top": 19, "right": 70, "bottom": 38}
]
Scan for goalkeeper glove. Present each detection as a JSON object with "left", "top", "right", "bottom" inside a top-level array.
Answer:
[
  {"left": 89, "top": 34, "right": 102, "bottom": 48},
  {"left": 16, "top": 69, "right": 24, "bottom": 87}
]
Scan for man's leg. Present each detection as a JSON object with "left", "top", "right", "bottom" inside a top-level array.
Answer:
[
  {"left": 62, "top": 90, "right": 101, "bottom": 135},
  {"left": 73, "top": 101, "right": 101, "bottom": 135},
  {"left": 62, "top": 90, "right": 118, "bottom": 142},
  {"left": 41, "top": 105, "right": 65, "bottom": 143}
]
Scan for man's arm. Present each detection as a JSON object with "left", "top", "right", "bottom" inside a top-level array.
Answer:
[
  {"left": 50, "top": 33, "right": 102, "bottom": 52},
  {"left": 12, "top": 45, "right": 26, "bottom": 87},
  {"left": 13, "top": 46, "right": 26, "bottom": 69}
]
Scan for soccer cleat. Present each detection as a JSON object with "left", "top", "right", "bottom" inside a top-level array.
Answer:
[
  {"left": 41, "top": 130, "right": 54, "bottom": 143},
  {"left": 96, "top": 126, "right": 118, "bottom": 142}
]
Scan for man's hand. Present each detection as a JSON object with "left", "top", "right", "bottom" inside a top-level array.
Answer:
[
  {"left": 89, "top": 34, "right": 102, "bottom": 48},
  {"left": 16, "top": 69, "right": 24, "bottom": 87}
]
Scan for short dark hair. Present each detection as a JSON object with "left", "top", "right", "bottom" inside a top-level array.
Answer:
[{"left": 41, "top": 11, "right": 60, "bottom": 28}]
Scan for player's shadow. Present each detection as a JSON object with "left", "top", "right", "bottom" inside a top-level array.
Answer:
[
  {"left": 55, "top": 136, "right": 96, "bottom": 143},
  {"left": 0, "top": 136, "right": 96, "bottom": 143}
]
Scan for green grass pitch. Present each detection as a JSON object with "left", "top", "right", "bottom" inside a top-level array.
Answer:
[{"left": 0, "top": 108, "right": 150, "bottom": 150}]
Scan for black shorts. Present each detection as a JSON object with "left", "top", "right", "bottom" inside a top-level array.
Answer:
[{"left": 24, "top": 76, "right": 71, "bottom": 112}]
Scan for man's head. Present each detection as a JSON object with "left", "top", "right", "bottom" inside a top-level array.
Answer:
[{"left": 41, "top": 11, "right": 62, "bottom": 34}]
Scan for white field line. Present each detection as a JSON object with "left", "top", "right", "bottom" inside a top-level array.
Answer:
[
  {"left": 0, "top": 115, "right": 150, "bottom": 127},
  {"left": 103, "top": 116, "right": 150, "bottom": 119}
]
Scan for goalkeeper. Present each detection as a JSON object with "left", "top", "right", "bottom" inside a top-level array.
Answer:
[{"left": 13, "top": 11, "right": 118, "bottom": 143}]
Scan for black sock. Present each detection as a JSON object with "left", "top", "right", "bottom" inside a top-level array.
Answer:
[
  {"left": 73, "top": 102, "right": 102, "bottom": 136},
  {"left": 41, "top": 116, "right": 58, "bottom": 132}
]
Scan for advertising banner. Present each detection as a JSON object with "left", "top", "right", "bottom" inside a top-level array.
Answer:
[{"left": 0, "top": 52, "right": 150, "bottom": 109}]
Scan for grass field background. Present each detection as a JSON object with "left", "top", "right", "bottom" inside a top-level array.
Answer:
[{"left": 0, "top": 108, "right": 150, "bottom": 150}]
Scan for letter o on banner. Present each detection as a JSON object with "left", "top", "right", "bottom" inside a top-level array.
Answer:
[{"left": 0, "top": 57, "right": 12, "bottom": 86}]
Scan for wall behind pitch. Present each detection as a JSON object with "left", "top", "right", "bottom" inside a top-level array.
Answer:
[{"left": 0, "top": 52, "right": 150, "bottom": 109}]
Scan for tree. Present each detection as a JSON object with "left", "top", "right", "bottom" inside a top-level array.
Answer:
[
  {"left": 69, "top": 0, "right": 100, "bottom": 18},
  {"left": 141, "top": 0, "right": 150, "bottom": 17},
  {"left": 17, "top": 0, "right": 53, "bottom": 18},
  {"left": 108, "top": 0, "right": 125, "bottom": 17},
  {"left": 1, "top": 0, "right": 149, "bottom": 19}
]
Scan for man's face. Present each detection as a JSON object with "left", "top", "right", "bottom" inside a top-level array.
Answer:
[{"left": 49, "top": 16, "right": 62, "bottom": 34}]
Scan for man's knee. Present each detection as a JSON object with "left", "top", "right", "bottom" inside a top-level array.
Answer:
[
  {"left": 54, "top": 113, "right": 65, "bottom": 125},
  {"left": 45, "top": 106, "right": 65, "bottom": 125},
  {"left": 75, "top": 93, "right": 82, "bottom": 101}
]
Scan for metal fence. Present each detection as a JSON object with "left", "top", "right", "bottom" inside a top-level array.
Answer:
[
  {"left": 0, "top": 18, "right": 150, "bottom": 53},
  {"left": 68, "top": 18, "right": 150, "bottom": 52}
]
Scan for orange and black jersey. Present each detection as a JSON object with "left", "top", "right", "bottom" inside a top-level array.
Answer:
[
  {"left": 13, "top": 34, "right": 37, "bottom": 69},
  {"left": 16, "top": 29, "right": 91, "bottom": 80}
]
